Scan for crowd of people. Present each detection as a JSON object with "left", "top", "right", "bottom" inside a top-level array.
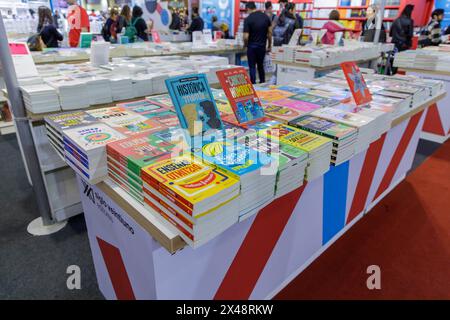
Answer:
[{"left": 243, "top": 2, "right": 449, "bottom": 84}]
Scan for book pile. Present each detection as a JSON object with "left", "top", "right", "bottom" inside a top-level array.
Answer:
[
  {"left": 193, "top": 139, "right": 277, "bottom": 221},
  {"left": 237, "top": 132, "right": 308, "bottom": 198},
  {"left": 44, "top": 111, "right": 98, "bottom": 159},
  {"left": 70, "top": 73, "right": 113, "bottom": 105},
  {"left": 87, "top": 106, "right": 164, "bottom": 136},
  {"left": 106, "top": 131, "right": 178, "bottom": 203},
  {"left": 119, "top": 99, "right": 180, "bottom": 128},
  {"left": 63, "top": 123, "right": 125, "bottom": 183},
  {"left": 21, "top": 84, "right": 61, "bottom": 113},
  {"left": 263, "top": 123, "right": 332, "bottom": 181},
  {"left": 45, "top": 76, "right": 90, "bottom": 110},
  {"left": 263, "top": 104, "right": 306, "bottom": 123},
  {"left": 141, "top": 156, "right": 240, "bottom": 248},
  {"left": 109, "top": 75, "right": 134, "bottom": 101},
  {"left": 311, "top": 107, "right": 376, "bottom": 153},
  {"left": 289, "top": 115, "right": 357, "bottom": 165}
]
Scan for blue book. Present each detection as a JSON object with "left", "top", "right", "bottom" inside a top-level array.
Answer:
[{"left": 165, "top": 74, "right": 223, "bottom": 138}]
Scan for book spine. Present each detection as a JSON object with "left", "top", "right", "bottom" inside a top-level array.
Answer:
[
  {"left": 142, "top": 183, "right": 194, "bottom": 216},
  {"left": 290, "top": 123, "right": 339, "bottom": 141}
]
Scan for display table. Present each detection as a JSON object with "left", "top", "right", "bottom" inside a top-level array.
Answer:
[
  {"left": 399, "top": 68, "right": 450, "bottom": 143},
  {"left": 273, "top": 58, "right": 377, "bottom": 84},
  {"left": 75, "top": 94, "right": 444, "bottom": 300}
]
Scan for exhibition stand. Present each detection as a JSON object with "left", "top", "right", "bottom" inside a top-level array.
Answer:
[{"left": 75, "top": 94, "right": 444, "bottom": 300}]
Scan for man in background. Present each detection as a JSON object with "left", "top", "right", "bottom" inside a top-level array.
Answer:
[
  {"left": 244, "top": 1, "right": 272, "bottom": 84},
  {"left": 265, "top": 1, "right": 277, "bottom": 25},
  {"left": 67, "top": 0, "right": 90, "bottom": 47},
  {"left": 187, "top": 7, "right": 204, "bottom": 33},
  {"left": 419, "top": 9, "right": 445, "bottom": 47}
]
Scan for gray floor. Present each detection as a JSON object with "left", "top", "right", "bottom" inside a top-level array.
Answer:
[{"left": 0, "top": 133, "right": 442, "bottom": 300}]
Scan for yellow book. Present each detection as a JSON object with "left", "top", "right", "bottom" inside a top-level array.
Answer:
[{"left": 141, "top": 156, "right": 239, "bottom": 215}]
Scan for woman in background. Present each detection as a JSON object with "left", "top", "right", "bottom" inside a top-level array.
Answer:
[
  {"left": 390, "top": 4, "right": 414, "bottom": 52},
  {"left": 361, "top": 5, "right": 386, "bottom": 43},
  {"left": 322, "top": 10, "right": 345, "bottom": 45},
  {"left": 37, "top": 6, "right": 63, "bottom": 48},
  {"left": 117, "top": 5, "right": 131, "bottom": 34},
  {"left": 102, "top": 8, "right": 119, "bottom": 42},
  {"left": 131, "top": 5, "right": 149, "bottom": 41}
]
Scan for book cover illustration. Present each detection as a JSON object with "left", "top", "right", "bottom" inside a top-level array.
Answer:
[
  {"left": 255, "top": 89, "right": 296, "bottom": 102},
  {"left": 215, "top": 98, "right": 234, "bottom": 115},
  {"left": 276, "top": 85, "right": 311, "bottom": 95},
  {"left": 165, "top": 74, "right": 223, "bottom": 137},
  {"left": 341, "top": 61, "right": 372, "bottom": 106},
  {"left": 272, "top": 98, "right": 321, "bottom": 113},
  {"left": 45, "top": 111, "right": 98, "bottom": 133},
  {"left": 290, "top": 115, "right": 356, "bottom": 140},
  {"left": 63, "top": 123, "right": 125, "bottom": 151},
  {"left": 216, "top": 67, "right": 265, "bottom": 124},
  {"left": 147, "top": 95, "right": 174, "bottom": 109},
  {"left": 263, "top": 104, "right": 306, "bottom": 123}
]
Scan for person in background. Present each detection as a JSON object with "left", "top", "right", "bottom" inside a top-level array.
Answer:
[
  {"left": 212, "top": 15, "right": 221, "bottom": 32},
  {"left": 169, "top": 8, "right": 181, "bottom": 31},
  {"left": 52, "top": 9, "right": 61, "bottom": 29},
  {"left": 244, "top": 1, "right": 272, "bottom": 84},
  {"left": 131, "top": 5, "right": 148, "bottom": 41},
  {"left": 273, "top": 3, "right": 300, "bottom": 46},
  {"left": 66, "top": 0, "right": 90, "bottom": 47},
  {"left": 117, "top": 5, "right": 131, "bottom": 34},
  {"left": 264, "top": 1, "right": 277, "bottom": 25},
  {"left": 187, "top": 7, "right": 204, "bottom": 32},
  {"left": 102, "top": 8, "right": 119, "bottom": 42},
  {"left": 390, "top": 4, "right": 414, "bottom": 52},
  {"left": 278, "top": 0, "right": 288, "bottom": 12},
  {"left": 361, "top": 5, "right": 386, "bottom": 42},
  {"left": 322, "top": 10, "right": 345, "bottom": 45},
  {"left": 220, "top": 23, "right": 231, "bottom": 39},
  {"left": 419, "top": 9, "right": 445, "bottom": 47},
  {"left": 29, "top": 9, "right": 36, "bottom": 19},
  {"left": 37, "top": 6, "right": 63, "bottom": 48},
  {"left": 89, "top": 9, "right": 97, "bottom": 17}
]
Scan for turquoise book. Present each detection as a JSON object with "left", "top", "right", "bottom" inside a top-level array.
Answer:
[{"left": 165, "top": 74, "right": 223, "bottom": 137}]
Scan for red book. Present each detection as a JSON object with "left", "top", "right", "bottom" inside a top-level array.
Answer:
[
  {"left": 341, "top": 61, "right": 372, "bottom": 106},
  {"left": 216, "top": 67, "right": 265, "bottom": 124}
]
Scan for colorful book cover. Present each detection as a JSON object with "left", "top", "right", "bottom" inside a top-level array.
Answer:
[
  {"left": 272, "top": 98, "right": 321, "bottom": 113},
  {"left": 193, "top": 139, "right": 274, "bottom": 177},
  {"left": 147, "top": 95, "right": 174, "bottom": 109},
  {"left": 341, "top": 61, "right": 372, "bottom": 106},
  {"left": 165, "top": 74, "right": 223, "bottom": 137},
  {"left": 118, "top": 99, "right": 170, "bottom": 118},
  {"left": 289, "top": 115, "right": 356, "bottom": 141},
  {"left": 291, "top": 93, "right": 340, "bottom": 107},
  {"left": 263, "top": 104, "right": 306, "bottom": 123},
  {"left": 311, "top": 107, "right": 373, "bottom": 128},
  {"left": 107, "top": 132, "right": 178, "bottom": 177},
  {"left": 105, "top": 115, "right": 164, "bottom": 136},
  {"left": 276, "top": 85, "right": 311, "bottom": 95},
  {"left": 45, "top": 111, "right": 98, "bottom": 134},
  {"left": 216, "top": 67, "right": 265, "bottom": 124},
  {"left": 63, "top": 123, "right": 125, "bottom": 152},
  {"left": 87, "top": 106, "right": 132, "bottom": 121},
  {"left": 215, "top": 98, "right": 234, "bottom": 115},
  {"left": 141, "top": 156, "right": 239, "bottom": 207},
  {"left": 256, "top": 89, "right": 295, "bottom": 102}
]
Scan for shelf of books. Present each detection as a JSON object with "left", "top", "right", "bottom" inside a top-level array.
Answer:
[
  {"left": 311, "top": 0, "right": 402, "bottom": 34},
  {"left": 55, "top": 64, "right": 446, "bottom": 300}
]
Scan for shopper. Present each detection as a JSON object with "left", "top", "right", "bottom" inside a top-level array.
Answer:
[
  {"left": 418, "top": 9, "right": 445, "bottom": 47},
  {"left": 220, "top": 23, "right": 231, "bottom": 39},
  {"left": 66, "top": 0, "right": 90, "bottom": 47},
  {"left": 131, "top": 5, "right": 148, "bottom": 41},
  {"left": 273, "top": 3, "right": 300, "bottom": 46},
  {"left": 89, "top": 9, "right": 97, "bottom": 18},
  {"left": 102, "top": 8, "right": 119, "bottom": 42},
  {"left": 244, "top": 1, "right": 272, "bottom": 84},
  {"left": 53, "top": 9, "right": 61, "bottom": 29},
  {"left": 37, "top": 6, "right": 63, "bottom": 48},
  {"left": 321, "top": 10, "right": 345, "bottom": 45},
  {"left": 117, "top": 5, "right": 131, "bottom": 34},
  {"left": 390, "top": 4, "right": 414, "bottom": 52},
  {"left": 361, "top": 5, "right": 386, "bottom": 43},
  {"left": 265, "top": 1, "right": 277, "bottom": 25},
  {"left": 169, "top": 8, "right": 181, "bottom": 31},
  {"left": 187, "top": 7, "right": 204, "bottom": 33}
]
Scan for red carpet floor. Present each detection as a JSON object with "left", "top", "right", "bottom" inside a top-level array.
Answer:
[{"left": 276, "top": 140, "right": 450, "bottom": 300}]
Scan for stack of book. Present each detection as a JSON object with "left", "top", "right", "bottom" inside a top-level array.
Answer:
[
  {"left": 193, "top": 139, "right": 277, "bottom": 221},
  {"left": 44, "top": 111, "right": 98, "bottom": 159},
  {"left": 141, "top": 156, "right": 241, "bottom": 248},
  {"left": 87, "top": 106, "right": 165, "bottom": 136},
  {"left": 263, "top": 123, "right": 333, "bottom": 181},
  {"left": 45, "top": 76, "right": 90, "bottom": 110},
  {"left": 20, "top": 84, "right": 61, "bottom": 113},
  {"left": 109, "top": 75, "right": 134, "bottom": 101},
  {"left": 238, "top": 132, "right": 308, "bottom": 198},
  {"left": 263, "top": 104, "right": 306, "bottom": 123},
  {"left": 311, "top": 107, "right": 376, "bottom": 153},
  {"left": 70, "top": 73, "right": 113, "bottom": 105},
  {"left": 106, "top": 131, "right": 178, "bottom": 203},
  {"left": 289, "top": 115, "right": 357, "bottom": 166},
  {"left": 63, "top": 123, "right": 125, "bottom": 183}
]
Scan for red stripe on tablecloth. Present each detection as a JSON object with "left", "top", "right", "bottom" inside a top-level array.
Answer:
[
  {"left": 423, "top": 103, "right": 445, "bottom": 136},
  {"left": 214, "top": 184, "right": 307, "bottom": 300},
  {"left": 97, "top": 237, "right": 136, "bottom": 300},
  {"left": 374, "top": 111, "right": 424, "bottom": 200},
  {"left": 346, "top": 133, "right": 387, "bottom": 224}
]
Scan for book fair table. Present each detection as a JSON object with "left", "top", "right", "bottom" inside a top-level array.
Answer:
[
  {"left": 72, "top": 92, "right": 445, "bottom": 300},
  {"left": 396, "top": 68, "right": 450, "bottom": 144}
]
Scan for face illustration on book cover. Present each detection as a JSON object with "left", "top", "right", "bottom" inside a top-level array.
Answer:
[
  {"left": 341, "top": 61, "right": 372, "bottom": 106},
  {"left": 216, "top": 67, "right": 265, "bottom": 124}
]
